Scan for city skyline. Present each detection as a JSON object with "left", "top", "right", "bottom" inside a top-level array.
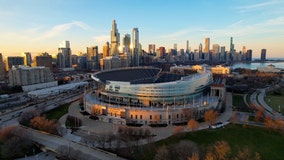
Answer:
[{"left": 0, "top": 0, "right": 284, "bottom": 58}]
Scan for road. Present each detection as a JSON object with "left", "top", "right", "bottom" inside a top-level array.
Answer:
[
  {"left": 23, "top": 127, "right": 125, "bottom": 160},
  {"left": 250, "top": 88, "right": 284, "bottom": 120},
  {"left": 0, "top": 92, "right": 83, "bottom": 128}
]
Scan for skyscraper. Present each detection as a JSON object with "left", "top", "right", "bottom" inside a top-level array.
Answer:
[
  {"left": 0, "top": 53, "right": 4, "bottom": 81},
  {"left": 103, "top": 42, "right": 110, "bottom": 58},
  {"left": 246, "top": 49, "right": 252, "bottom": 61},
  {"left": 212, "top": 44, "right": 220, "bottom": 54},
  {"left": 204, "top": 38, "right": 210, "bottom": 53},
  {"left": 242, "top": 46, "right": 246, "bottom": 54},
  {"left": 132, "top": 28, "right": 139, "bottom": 66},
  {"left": 148, "top": 44, "right": 155, "bottom": 54},
  {"left": 58, "top": 41, "right": 71, "bottom": 68},
  {"left": 87, "top": 46, "right": 98, "bottom": 61},
  {"left": 86, "top": 46, "right": 99, "bottom": 71},
  {"left": 23, "top": 52, "right": 32, "bottom": 67},
  {"left": 230, "top": 37, "right": 235, "bottom": 53},
  {"left": 110, "top": 20, "right": 120, "bottom": 56},
  {"left": 186, "top": 40, "right": 189, "bottom": 53},
  {"left": 261, "top": 49, "right": 266, "bottom": 61},
  {"left": 122, "top": 34, "right": 131, "bottom": 53}
]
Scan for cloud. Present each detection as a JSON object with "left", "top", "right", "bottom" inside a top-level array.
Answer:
[
  {"left": 93, "top": 35, "right": 109, "bottom": 43},
  {"left": 236, "top": 0, "right": 283, "bottom": 13},
  {"left": 37, "top": 21, "right": 91, "bottom": 40}
]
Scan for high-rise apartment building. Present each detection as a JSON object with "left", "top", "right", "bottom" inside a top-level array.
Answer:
[
  {"left": 110, "top": 20, "right": 120, "bottom": 56},
  {"left": 132, "top": 28, "right": 139, "bottom": 66},
  {"left": 220, "top": 46, "right": 226, "bottom": 62},
  {"left": 159, "top": 47, "right": 166, "bottom": 57},
  {"left": 148, "top": 44, "right": 155, "bottom": 54},
  {"left": 57, "top": 41, "right": 71, "bottom": 68},
  {"left": 5, "top": 56, "right": 24, "bottom": 71},
  {"left": 103, "top": 42, "right": 110, "bottom": 58},
  {"left": 246, "top": 49, "right": 252, "bottom": 61},
  {"left": 261, "top": 49, "right": 266, "bottom": 61},
  {"left": 35, "top": 53, "right": 53, "bottom": 69},
  {"left": 204, "top": 38, "right": 210, "bottom": 53},
  {"left": 8, "top": 66, "right": 56, "bottom": 91},
  {"left": 23, "top": 52, "right": 32, "bottom": 67},
  {"left": 0, "top": 53, "right": 4, "bottom": 81}
]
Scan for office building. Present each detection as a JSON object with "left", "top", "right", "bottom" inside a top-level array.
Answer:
[
  {"left": 5, "top": 56, "right": 24, "bottom": 71},
  {"left": 131, "top": 28, "right": 139, "bottom": 66},
  {"left": 261, "top": 49, "right": 266, "bottom": 61},
  {"left": 122, "top": 34, "right": 131, "bottom": 53},
  {"left": 57, "top": 41, "right": 72, "bottom": 68},
  {"left": 86, "top": 46, "right": 99, "bottom": 71},
  {"left": 110, "top": 20, "right": 120, "bottom": 56},
  {"left": 230, "top": 37, "right": 235, "bottom": 53},
  {"left": 148, "top": 44, "right": 155, "bottom": 54},
  {"left": 242, "top": 46, "right": 246, "bottom": 54},
  {"left": 246, "top": 49, "right": 252, "bottom": 61},
  {"left": 0, "top": 53, "right": 4, "bottom": 81},
  {"left": 186, "top": 40, "right": 189, "bottom": 53},
  {"left": 204, "top": 38, "right": 210, "bottom": 53},
  {"left": 23, "top": 52, "right": 32, "bottom": 67},
  {"left": 103, "top": 42, "right": 110, "bottom": 58},
  {"left": 35, "top": 53, "right": 53, "bottom": 69}
]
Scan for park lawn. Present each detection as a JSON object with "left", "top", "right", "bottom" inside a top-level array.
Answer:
[
  {"left": 44, "top": 103, "right": 70, "bottom": 120},
  {"left": 264, "top": 95, "right": 284, "bottom": 114},
  {"left": 232, "top": 94, "right": 246, "bottom": 107},
  {"left": 125, "top": 124, "right": 284, "bottom": 160}
]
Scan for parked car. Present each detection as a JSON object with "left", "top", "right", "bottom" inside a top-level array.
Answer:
[{"left": 210, "top": 122, "right": 224, "bottom": 129}]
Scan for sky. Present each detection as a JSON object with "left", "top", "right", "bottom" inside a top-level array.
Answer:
[{"left": 0, "top": 0, "right": 284, "bottom": 58}]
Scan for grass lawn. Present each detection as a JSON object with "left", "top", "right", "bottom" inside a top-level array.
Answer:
[
  {"left": 232, "top": 94, "right": 254, "bottom": 112},
  {"left": 44, "top": 103, "right": 71, "bottom": 120},
  {"left": 233, "top": 94, "right": 246, "bottom": 107},
  {"left": 264, "top": 95, "right": 284, "bottom": 115},
  {"left": 121, "top": 124, "right": 284, "bottom": 160}
]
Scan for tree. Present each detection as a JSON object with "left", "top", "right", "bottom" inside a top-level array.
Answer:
[
  {"left": 188, "top": 152, "right": 200, "bottom": 160},
  {"left": 204, "top": 110, "right": 219, "bottom": 126},
  {"left": 154, "top": 145, "right": 170, "bottom": 160},
  {"left": 231, "top": 112, "right": 238, "bottom": 124},
  {"left": 172, "top": 140, "right": 199, "bottom": 160},
  {"left": 173, "top": 126, "right": 184, "bottom": 135},
  {"left": 0, "top": 126, "right": 32, "bottom": 159},
  {"left": 212, "top": 141, "right": 231, "bottom": 160},
  {"left": 264, "top": 116, "right": 275, "bottom": 131},
  {"left": 187, "top": 119, "right": 199, "bottom": 131},
  {"left": 254, "top": 108, "right": 264, "bottom": 122}
]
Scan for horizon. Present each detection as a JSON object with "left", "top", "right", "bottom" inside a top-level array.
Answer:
[{"left": 0, "top": 0, "right": 284, "bottom": 58}]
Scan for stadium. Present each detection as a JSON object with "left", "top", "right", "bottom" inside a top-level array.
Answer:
[{"left": 84, "top": 66, "right": 220, "bottom": 126}]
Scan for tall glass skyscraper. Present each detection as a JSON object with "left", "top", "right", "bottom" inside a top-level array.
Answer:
[
  {"left": 110, "top": 20, "right": 120, "bottom": 56},
  {"left": 132, "top": 28, "right": 139, "bottom": 66}
]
